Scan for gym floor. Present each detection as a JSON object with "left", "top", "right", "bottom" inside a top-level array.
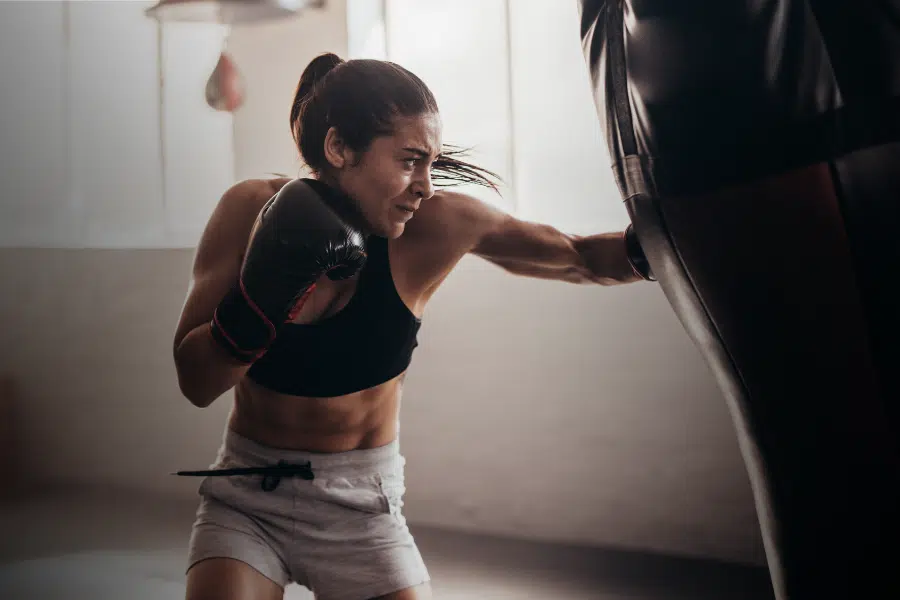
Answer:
[{"left": 0, "top": 485, "right": 775, "bottom": 600}]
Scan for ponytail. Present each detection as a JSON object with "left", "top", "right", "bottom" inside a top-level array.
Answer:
[
  {"left": 290, "top": 52, "right": 344, "bottom": 151},
  {"left": 432, "top": 145, "right": 502, "bottom": 193}
]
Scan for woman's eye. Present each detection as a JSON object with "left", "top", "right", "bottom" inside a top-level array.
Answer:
[{"left": 403, "top": 159, "right": 417, "bottom": 169}]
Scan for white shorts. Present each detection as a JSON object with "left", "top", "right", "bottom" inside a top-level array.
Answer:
[{"left": 185, "top": 429, "right": 429, "bottom": 600}]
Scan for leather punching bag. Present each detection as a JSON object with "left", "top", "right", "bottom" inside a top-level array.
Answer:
[
  {"left": 205, "top": 51, "right": 245, "bottom": 113},
  {"left": 577, "top": 1, "right": 900, "bottom": 599}
]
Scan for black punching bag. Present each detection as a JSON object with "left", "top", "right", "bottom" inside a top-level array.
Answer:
[{"left": 577, "top": 1, "right": 900, "bottom": 599}]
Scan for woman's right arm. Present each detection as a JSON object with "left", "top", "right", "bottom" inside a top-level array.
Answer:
[{"left": 172, "top": 180, "right": 272, "bottom": 408}]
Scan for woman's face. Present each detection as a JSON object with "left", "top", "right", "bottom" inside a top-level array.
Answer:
[{"left": 326, "top": 112, "right": 442, "bottom": 239}]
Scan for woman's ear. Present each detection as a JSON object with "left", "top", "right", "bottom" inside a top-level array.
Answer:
[{"left": 324, "top": 126, "right": 351, "bottom": 169}]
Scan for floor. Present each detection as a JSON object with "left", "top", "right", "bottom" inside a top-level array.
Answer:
[{"left": 0, "top": 485, "right": 775, "bottom": 600}]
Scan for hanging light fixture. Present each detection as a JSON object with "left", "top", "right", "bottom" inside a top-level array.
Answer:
[
  {"left": 145, "top": 0, "right": 325, "bottom": 112},
  {"left": 145, "top": 0, "right": 321, "bottom": 25}
]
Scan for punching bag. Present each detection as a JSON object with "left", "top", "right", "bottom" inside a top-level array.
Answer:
[
  {"left": 577, "top": 1, "right": 900, "bottom": 599},
  {"left": 205, "top": 51, "right": 245, "bottom": 112}
]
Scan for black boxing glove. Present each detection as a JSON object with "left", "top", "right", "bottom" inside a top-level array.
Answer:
[
  {"left": 624, "top": 223, "right": 655, "bottom": 282},
  {"left": 210, "top": 178, "right": 367, "bottom": 363}
]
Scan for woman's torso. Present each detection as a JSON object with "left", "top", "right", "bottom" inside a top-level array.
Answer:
[{"left": 228, "top": 178, "right": 461, "bottom": 452}]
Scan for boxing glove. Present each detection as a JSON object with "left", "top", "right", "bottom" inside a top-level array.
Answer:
[
  {"left": 624, "top": 223, "right": 655, "bottom": 281},
  {"left": 210, "top": 178, "right": 367, "bottom": 363}
]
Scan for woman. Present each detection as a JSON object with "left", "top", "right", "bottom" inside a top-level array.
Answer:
[{"left": 172, "top": 52, "right": 647, "bottom": 600}]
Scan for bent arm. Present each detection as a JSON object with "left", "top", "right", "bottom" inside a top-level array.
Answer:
[
  {"left": 172, "top": 180, "right": 271, "bottom": 407},
  {"left": 173, "top": 275, "right": 252, "bottom": 409}
]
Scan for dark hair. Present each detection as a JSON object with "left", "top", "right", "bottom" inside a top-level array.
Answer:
[{"left": 290, "top": 52, "right": 501, "bottom": 192}]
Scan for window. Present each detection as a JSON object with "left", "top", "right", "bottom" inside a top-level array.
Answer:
[
  {"left": 384, "top": 0, "right": 514, "bottom": 212},
  {"left": 0, "top": 1, "right": 233, "bottom": 248},
  {"left": 350, "top": 0, "right": 629, "bottom": 234}
]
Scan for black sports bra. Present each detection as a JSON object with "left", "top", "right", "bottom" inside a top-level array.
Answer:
[{"left": 246, "top": 235, "right": 422, "bottom": 397}]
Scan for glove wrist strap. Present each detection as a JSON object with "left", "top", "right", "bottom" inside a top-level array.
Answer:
[
  {"left": 209, "top": 281, "right": 278, "bottom": 364},
  {"left": 624, "top": 223, "right": 656, "bottom": 282}
]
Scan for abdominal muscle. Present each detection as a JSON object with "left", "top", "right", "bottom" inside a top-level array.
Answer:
[{"left": 227, "top": 374, "right": 405, "bottom": 453}]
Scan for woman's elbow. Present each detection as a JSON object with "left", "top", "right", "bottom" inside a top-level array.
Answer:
[
  {"left": 173, "top": 348, "right": 217, "bottom": 408},
  {"left": 178, "top": 376, "right": 216, "bottom": 409}
]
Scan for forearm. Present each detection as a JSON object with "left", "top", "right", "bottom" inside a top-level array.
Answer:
[
  {"left": 493, "top": 222, "right": 642, "bottom": 284},
  {"left": 573, "top": 231, "right": 645, "bottom": 285},
  {"left": 174, "top": 324, "right": 252, "bottom": 408},
  {"left": 475, "top": 218, "right": 584, "bottom": 271},
  {"left": 490, "top": 257, "right": 595, "bottom": 283},
  {"left": 482, "top": 226, "right": 640, "bottom": 285},
  {"left": 471, "top": 207, "right": 646, "bottom": 284}
]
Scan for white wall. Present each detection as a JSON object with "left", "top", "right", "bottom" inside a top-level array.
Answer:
[{"left": 0, "top": 0, "right": 766, "bottom": 566}]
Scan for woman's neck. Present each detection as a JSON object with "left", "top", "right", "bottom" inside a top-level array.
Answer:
[{"left": 307, "top": 175, "right": 372, "bottom": 236}]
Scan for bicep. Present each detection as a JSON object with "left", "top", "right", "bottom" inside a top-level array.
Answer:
[
  {"left": 471, "top": 212, "right": 578, "bottom": 268},
  {"left": 172, "top": 259, "right": 240, "bottom": 351},
  {"left": 172, "top": 181, "right": 269, "bottom": 349},
  {"left": 401, "top": 191, "right": 577, "bottom": 295},
  {"left": 426, "top": 190, "right": 577, "bottom": 267},
  {"left": 472, "top": 215, "right": 542, "bottom": 261}
]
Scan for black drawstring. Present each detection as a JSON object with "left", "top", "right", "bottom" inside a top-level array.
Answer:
[{"left": 173, "top": 459, "right": 314, "bottom": 491}]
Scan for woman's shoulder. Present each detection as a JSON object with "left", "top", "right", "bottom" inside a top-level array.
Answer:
[
  {"left": 233, "top": 176, "right": 294, "bottom": 199},
  {"left": 218, "top": 177, "right": 292, "bottom": 214},
  {"left": 199, "top": 177, "right": 293, "bottom": 251},
  {"left": 396, "top": 188, "right": 502, "bottom": 262},
  {"left": 407, "top": 189, "right": 474, "bottom": 233},
  {"left": 407, "top": 188, "right": 507, "bottom": 242},
  {"left": 390, "top": 188, "right": 506, "bottom": 298}
]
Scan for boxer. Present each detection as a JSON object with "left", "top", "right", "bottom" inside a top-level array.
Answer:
[{"left": 172, "top": 52, "right": 647, "bottom": 600}]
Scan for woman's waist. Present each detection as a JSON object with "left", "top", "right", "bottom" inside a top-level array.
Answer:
[
  {"left": 176, "top": 422, "right": 404, "bottom": 491},
  {"left": 230, "top": 379, "right": 400, "bottom": 453}
]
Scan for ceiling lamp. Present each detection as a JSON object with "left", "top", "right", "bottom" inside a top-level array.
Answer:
[{"left": 145, "top": 0, "right": 322, "bottom": 25}]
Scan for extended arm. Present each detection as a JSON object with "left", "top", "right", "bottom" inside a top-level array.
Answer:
[{"left": 456, "top": 193, "right": 643, "bottom": 285}]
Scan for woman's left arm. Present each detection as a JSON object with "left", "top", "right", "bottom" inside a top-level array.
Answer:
[
  {"left": 451, "top": 191, "right": 642, "bottom": 285},
  {"left": 480, "top": 225, "right": 642, "bottom": 286}
]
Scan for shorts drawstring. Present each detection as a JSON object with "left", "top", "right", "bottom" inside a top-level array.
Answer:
[{"left": 174, "top": 459, "right": 314, "bottom": 491}]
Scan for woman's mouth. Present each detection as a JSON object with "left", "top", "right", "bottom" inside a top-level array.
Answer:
[{"left": 393, "top": 205, "right": 416, "bottom": 223}]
